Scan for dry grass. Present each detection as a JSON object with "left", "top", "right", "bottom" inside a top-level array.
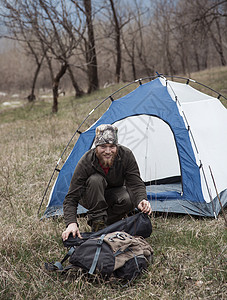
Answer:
[{"left": 0, "top": 69, "right": 227, "bottom": 299}]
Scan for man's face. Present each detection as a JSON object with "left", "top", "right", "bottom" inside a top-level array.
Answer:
[{"left": 95, "top": 144, "right": 118, "bottom": 167}]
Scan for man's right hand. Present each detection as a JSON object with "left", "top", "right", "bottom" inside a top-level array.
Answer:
[{"left": 62, "top": 222, "right": 82, "bottom": 241}]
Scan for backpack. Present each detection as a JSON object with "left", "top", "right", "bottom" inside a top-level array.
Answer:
[
  {"left": 63, "top": 211, "right": 152, "bottom": 248},
  {"left": 45, "top": 213, "right": 153, "bottom": 281}
]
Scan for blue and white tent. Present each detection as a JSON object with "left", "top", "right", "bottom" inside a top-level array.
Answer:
[{"left": 40, "top": 76, "right": 227, "bottom": 218}]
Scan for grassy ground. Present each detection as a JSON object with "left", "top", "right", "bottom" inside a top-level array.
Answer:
[{"left": 0, "top": 67, "right": 227, "bottom": 299}]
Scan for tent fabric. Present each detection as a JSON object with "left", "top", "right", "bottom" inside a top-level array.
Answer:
[{"left": 42, "top": 77, "right": 227, "bottom": 218}]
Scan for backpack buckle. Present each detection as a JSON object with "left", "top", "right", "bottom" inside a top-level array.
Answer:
[{"left": 97, "top": 234, "right": 106, "bottom": 245}]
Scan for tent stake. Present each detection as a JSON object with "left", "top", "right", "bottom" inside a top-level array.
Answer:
[{"left": 209, "top": 166, "right": 227, "bottom": 226}]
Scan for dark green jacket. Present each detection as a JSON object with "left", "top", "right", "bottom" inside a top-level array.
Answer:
[{"left": 63, "top": 145, "right": 147, "bottom": 226}]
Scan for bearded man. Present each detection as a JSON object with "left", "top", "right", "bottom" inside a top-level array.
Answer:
[{"left": 62, "top": 124, "right": 151, "bottom": 240}]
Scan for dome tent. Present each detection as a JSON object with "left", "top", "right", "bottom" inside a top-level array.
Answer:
[{"left": 39, "top": 75, "right": 227, "bottom": 219}]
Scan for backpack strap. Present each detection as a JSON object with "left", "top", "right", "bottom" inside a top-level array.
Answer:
[
  {"left": 45, "top": 247, "right": 75, "bottom": 271},
  {"left": 132, "top": 252, "right": 140, "bottom": 271},
  {"left": 60, "top": 247, "right": 75, "bottom": 264},
  {"left": 88, "top": 234, "right": 106, "bottom": 275}
]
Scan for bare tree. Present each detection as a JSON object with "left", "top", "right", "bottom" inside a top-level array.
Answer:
[
  {"left": 203, "top": 2, "right": 227, "bottom": 66},
  {"left": 97, "top": 0, "right": 135, "bottom": 83},
  {"left": 83, "top": 0, "right": 99, "bottom": 92},
  {"left": 67, "top": 64, "right": 84, "bottom": 97},
  {"left": 43, "top": 0, "right": 85, "bottom": 98},
  {"left": 2, "top": 0, "right": 47, "bottom": 101},
  {"left": 109, "top": 0, "right": 121, "bottom": 82},
  {"left": 2, "top": 0, "right": 85, "bottom": 112},
  {"left": 70, "top": 0, "right": 99, "bottom": 93},
  {"left": 133, "top": 1, "right": 154, "bottom": 77},
  {"left": 37, "top": 0, "right": 86, "bottom": 111},
  {"left": 151, "top": 0, "right": 177, "bottom": 75},
  {"left": 120, "top": 1, "right": 153, "bottom": 80},
  {"left": 174, "top": 0, "right": 227, "bottom": 71}
]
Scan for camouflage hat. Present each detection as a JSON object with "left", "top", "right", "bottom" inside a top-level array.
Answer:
[{"left": 94, "top": 124, "right": 118, "bottom": 147}]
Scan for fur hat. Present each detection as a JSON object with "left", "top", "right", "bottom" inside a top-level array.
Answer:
[{"left": 94, "top": 124, "right": 118, "bottom": 147}]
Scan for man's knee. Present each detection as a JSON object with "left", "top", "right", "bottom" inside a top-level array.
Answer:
[
  {"left": 86, "top": 173, "right": 107, "bottom": 189},
  {"left": 119, "top": 193, "right": 133, "bottom": 211},
  {"left": 106, "top": 187, "right": 133, "bottom": 212},
  {"left": 81, "top": 173, "right": 108, "bottom": 213}
]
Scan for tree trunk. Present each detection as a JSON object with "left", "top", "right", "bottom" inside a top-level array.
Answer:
[
  {"left": 130, "top": 41, "right": 136, "bottom": 80},
  {"left": 83, "top": 0, "right": 99, "bottom": 93},
  {"left": 28, "top": 63, "right": 40, "bottom": 102},
  {"left": 131, "top": 58, "right": 137, "bottom": 81},
  {"left": 67, "top": 65, "right": 84, "bottom": 97},
  {"left": 202, "top": 42, "right": 209, "bottom": 69},
  {"left": 109, "top": 0, "right": 121, "bottom": 83},
  {"left": 52, "top": 63, "right": 68, "bottom": 113},
  {"left": 28, "top": 55, "right": 45, "bottom": 102},
  {"left": 193, "top": 45, "right": 200, "bottom": 72},
  {"left": 207, "top": 18, "right": 226, "bottom": 66},
  {"left": 166, "top": 43, "right": 176, "bottom": 76}
]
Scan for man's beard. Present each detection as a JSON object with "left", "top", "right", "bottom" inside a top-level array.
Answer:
[{"left": 96, "top": 150, "right": 117, "bottom": 167}]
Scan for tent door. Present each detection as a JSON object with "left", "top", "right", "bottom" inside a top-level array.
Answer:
[{"left": 114, "top": 115, "right": 182, "bottom": 194}]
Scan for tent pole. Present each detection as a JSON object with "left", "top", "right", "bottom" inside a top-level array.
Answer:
[
  {"left": 209, "top": 166, "right": 227, "bottom": 226},
  {"left": 199, "top": 163, "right": 217, "bottom": 219},
  {"left": 37, "top": 161, "right": 60, "bottom": 217}
]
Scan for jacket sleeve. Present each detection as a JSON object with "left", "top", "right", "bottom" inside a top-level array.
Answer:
[
  {"left": 124, "top": 150, "right": 147, "bottom": 206},
  {"left": 63, "top": 156, "right": 89, "bottom": 226}
]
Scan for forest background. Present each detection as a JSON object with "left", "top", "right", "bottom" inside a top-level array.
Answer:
[{"left": 1, "top": 0, "right": 227, "bottom": 112}]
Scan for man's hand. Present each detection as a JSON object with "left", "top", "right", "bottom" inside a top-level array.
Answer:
[
  {"left": 62, "top": 222, "right": 82, "bottom": 241},
  {"left": 138, "top": 199, "right": 152, "bottom": 215}
]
